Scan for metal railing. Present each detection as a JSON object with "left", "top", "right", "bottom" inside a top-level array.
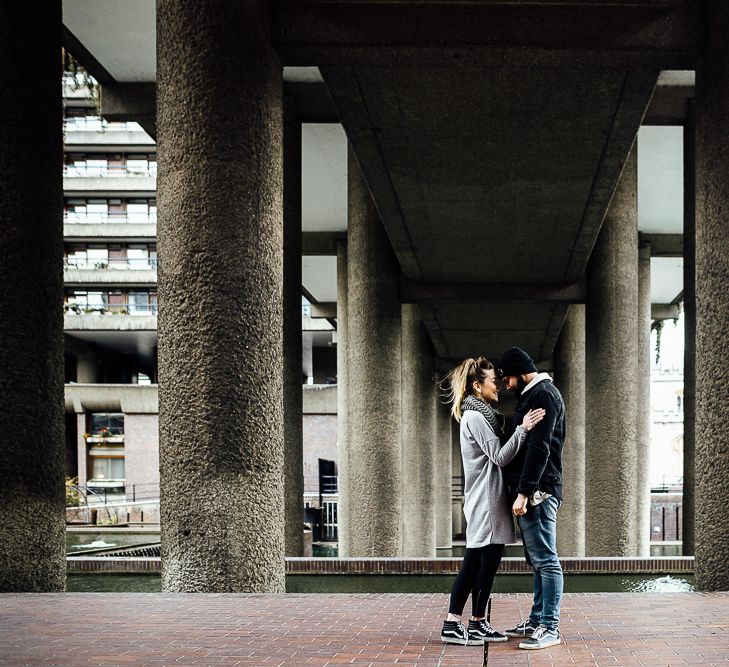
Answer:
[
  {"left": 63, "top": 164, "right": 157, "bottom": 178},
  {"left": 64, "top": 302, "right": 158, "bottom": 315},
  {"left": 64, "top": 117, "right": 144, "bottom": 133},
  {"left": 64, "top": 257, "right": 158, "bottom": 270}
]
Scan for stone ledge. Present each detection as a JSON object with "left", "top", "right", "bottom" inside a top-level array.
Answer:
[{"left": 67, "top": 556, "right": 695, "bottom": 575}]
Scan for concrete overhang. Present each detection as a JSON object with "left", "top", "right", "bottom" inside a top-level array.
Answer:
[
  {"left": 64, "top": 224, "right": 156, "bottom": 241},
  {"left": 61, "top": 1, "right": 695, "bottom": 362},
  {"left": 65, "top": 383, "right": 158, "bottom": 414},
  {"left": 275, "top": 0, "right": 701, "bottom": 69},
  {"left": 64, "top": 269, "right": 157, "bottom": 285},
  {"left": 65, "top": 328, "right": 157, "bottom": 369}
]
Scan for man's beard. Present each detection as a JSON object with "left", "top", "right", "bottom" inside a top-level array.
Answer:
[{"left": 514, "top": 376, "right": 528, "bottom": 397}]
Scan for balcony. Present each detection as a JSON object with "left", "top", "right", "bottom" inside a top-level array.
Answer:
[
  {"left": 65, "top": 383, "right": 158, "bottom": 414},
  {"left": 63, "top": 165, "right": 156, "bottom": 193},
  {"left": 64, "top": 258, "right": 157, "bottom": 285},
  {"left": 64, "top": 211, "right": 156, "bottom": 240},
  {"left": 64, "top": 118, "right": 154, "bottom": 147},
  {"left": 64, "top": 305, "right": 157, "bottom": 332}
]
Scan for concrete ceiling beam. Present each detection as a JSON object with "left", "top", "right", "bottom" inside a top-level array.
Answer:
[
  {"left": 96, "top": 81, "right": 338, "bottom": 141},
  {"left": 302, "top": 232, "right": 347, "bottom": 255},
  {"left": 399, "top": 276, "right": 586, "bottom": 304},
  {"left": 275, "top": 1, "right": 700, "bottom": 68},
  {"left": 564, "top": 68, "right": 660, "bottom": 283},
  {"left": 640, "top": 233, "right": 683, "bottom": 256},
  {"left": 101, "top": 82, "right": 157, "bottom": 138},
  {"left": 310, "top": 302, "right": 337, "bottom": 318},
  {"left": 652, "top": 303, "right": 681, "bottom": 319}
]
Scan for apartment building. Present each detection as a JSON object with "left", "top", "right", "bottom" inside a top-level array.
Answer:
[
  {"left": 62, "top": 77, "right": 340, "bottom": 532},
  {"left": 62, "top": 76, "right": 161, "bottom": 509}
]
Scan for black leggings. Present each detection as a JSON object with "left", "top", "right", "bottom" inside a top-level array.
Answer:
[{"left": 448, "top": 544, "right": 505, "bottom": 618}]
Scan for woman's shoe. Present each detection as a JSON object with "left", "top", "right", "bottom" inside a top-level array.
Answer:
[
  {"left": 440, "top": 620, "right": 471, "bottom": 645},
  {"left": 468, "top": 619, "right": 508, "bottom": 642}
]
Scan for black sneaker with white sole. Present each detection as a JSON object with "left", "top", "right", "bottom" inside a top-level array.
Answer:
[
  {"left": 441, "top": 620, "right": 470, "bottom": 645},
  {"left": 504, "top": 618, "right": 537, "bottom": 638},
  {"left": 468, "top": 619, "right": 508, "bottom": 643}
]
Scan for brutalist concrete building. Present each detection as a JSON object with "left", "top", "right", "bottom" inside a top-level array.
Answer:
[{"left": 1, "top": 1, "right": 727, "bottom": 593}]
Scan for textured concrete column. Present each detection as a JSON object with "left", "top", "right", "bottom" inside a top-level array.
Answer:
[
  {"left": 157, "top": 0, "right": 285, "bottom": 592},
  {"left": 554, "top": 305, "right": 586, "bottom": 557},
  {"left": 336, "top": 241, "right": 350, "bottom": 556},
  {"left": 283, "top": 99, "right": 304, "bottom": 556},
  {"left": 451, "top": 419, "right": 464, "bottom": 538},
  {"left": 401, "top": 306, "right": 436, "bottom": 556},
  {"left": 695, "top": 3, "right": 729, "bottom": 590},
  {"left": 585, "top": 146, "right": 639, "bottom": 556},
  {"left": 435, "top": 383, "right": 453, "bottom": 549},
  {"left": 637, "top": 243, "right": 652, "bottom": 557},
  {"left": 0, "top": 4, "right": 65, "bottom": 592},
  {"left": 682, "top": 101, "right": 696, "bottom": 556},
  {"left": 347, "top": 148, "right": 402, "bottom": 556}
]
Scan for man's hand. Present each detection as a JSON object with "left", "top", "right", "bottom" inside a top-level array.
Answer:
[{"left": 512, "top": 493, "right": 529, "bottom": 516}]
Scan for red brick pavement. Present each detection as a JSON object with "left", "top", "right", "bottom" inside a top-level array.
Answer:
[{"left": 0, "top": 593, "right": 727, "bottom": 667}]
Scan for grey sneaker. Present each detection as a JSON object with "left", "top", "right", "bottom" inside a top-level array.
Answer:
[
  {"left": 518, "top": 625, "right": 561, "bottom": 650},
  {"left": 504, "top": 618, "right": 537, "bottom": 638}
]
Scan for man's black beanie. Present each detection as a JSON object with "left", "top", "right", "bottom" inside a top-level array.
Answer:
[{"left": 496, "top": 347, "right": 538, "bottom": 378}]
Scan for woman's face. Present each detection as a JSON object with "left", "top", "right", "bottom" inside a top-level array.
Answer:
[{"left": 474, "top": 369, "right": 499, "bottom": 404}]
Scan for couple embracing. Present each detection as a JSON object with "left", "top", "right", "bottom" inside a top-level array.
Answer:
[{"left": 440, "top": 347, "right": 565, "bottom": 651}]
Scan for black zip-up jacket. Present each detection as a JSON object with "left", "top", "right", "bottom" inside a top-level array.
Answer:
[{"left": 503, "top": 377, "right": 566, "bottom": 501}]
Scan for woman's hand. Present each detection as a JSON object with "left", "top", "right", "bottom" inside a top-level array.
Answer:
[{"left": 521, "top": 408, "right": 546, "bottom": 431}]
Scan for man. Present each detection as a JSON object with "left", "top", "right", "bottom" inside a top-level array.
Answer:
[{"left": 496, "top": 347, "right": 565, "bottom": 650}]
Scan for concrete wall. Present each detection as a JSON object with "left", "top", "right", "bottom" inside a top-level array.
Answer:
[
  {"left": 124, "top": 414, "right": 160, "bottom": 494},
  {"left": 303, "top": 384, "right": 337, "bottom": 414},
  {"left": 302, "top": 415, "right": 338, "bottom": 494}
]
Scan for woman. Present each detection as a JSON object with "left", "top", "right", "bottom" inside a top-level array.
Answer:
[{"left": 440, "top": 357, "right": 545, "bottom": 646}]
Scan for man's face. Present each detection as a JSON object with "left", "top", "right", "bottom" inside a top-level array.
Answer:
[{"left": 502, "top": 374, "right": 527, "bottom": 395}]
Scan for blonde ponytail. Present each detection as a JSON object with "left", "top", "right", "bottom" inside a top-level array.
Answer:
[{"left": 441, "top": 357, "right": 494, "bottom": 421}]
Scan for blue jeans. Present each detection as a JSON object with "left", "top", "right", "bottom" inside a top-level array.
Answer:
[{"left": 517, "top": 496, "right": 563, "bottom": 631}]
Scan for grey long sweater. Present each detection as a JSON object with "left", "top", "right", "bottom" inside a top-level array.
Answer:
[{"left": 460, "top": 411, "right": 526, "bottom": 547}]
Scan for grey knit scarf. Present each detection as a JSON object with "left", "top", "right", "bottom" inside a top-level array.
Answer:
[{"left": 461, "top": 394, "right": 506, "bottom": 442}]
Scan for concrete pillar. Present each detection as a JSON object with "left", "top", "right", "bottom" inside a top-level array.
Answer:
[
  {"left": 346, "top": 148, "right": 402, "bottom": 556},
  {"left": 695, "top": 3, "right": 729, "bottom": 590},
  {"left": 335, "top": 241, "right": 350, "bottom": 556},
  {"left": 637, "top": 243, "right": 652, "bottom": 557},
  {"left": 451, "top": 418, "right": 465, "bottom": 539},
  {"left": 77, "top": 414, "right": 88, "bottom": 488},
  {"left": 77, "top": 351, "right": 99, "bottom": 384},
  {"left": 0, "top": 4, "right": 65, "bottom": 592},
  {"left": 157, "top": 0, "right": 285, "bottom": 592},
  {"left": 400, "top": 306, "right": 436, "bottom": 556},
  {"left": 682, "top": 101, "right": 696, "bottom": 556},
  {"left": 435, "top": 383, "right": 453, "bottom": 550},
  {"left": 585, "top": 145, "right": 639, "bottom": 556},
  {"left": 283, "top": 99, "right": 304, "bottom": 556},
  {"left": 554, "top": 304, "right": 586, "bottom": 557}
]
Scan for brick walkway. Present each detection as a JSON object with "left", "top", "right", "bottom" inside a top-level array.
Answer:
[{"left": 1, "top": 592, "right": 727, "bottom": 666}]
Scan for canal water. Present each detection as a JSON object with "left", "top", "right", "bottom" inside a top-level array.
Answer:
[{"left": 67, "top": 573, "right": 694, "bottom": 593}]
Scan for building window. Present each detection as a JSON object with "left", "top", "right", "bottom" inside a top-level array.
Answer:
[{"left": 90, "top": 413, "right": 124, "bottom": 436}]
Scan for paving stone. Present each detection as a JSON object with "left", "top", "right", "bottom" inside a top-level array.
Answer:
[{"left": 0, "top": 593, "right": 728, "bottom": 666}]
